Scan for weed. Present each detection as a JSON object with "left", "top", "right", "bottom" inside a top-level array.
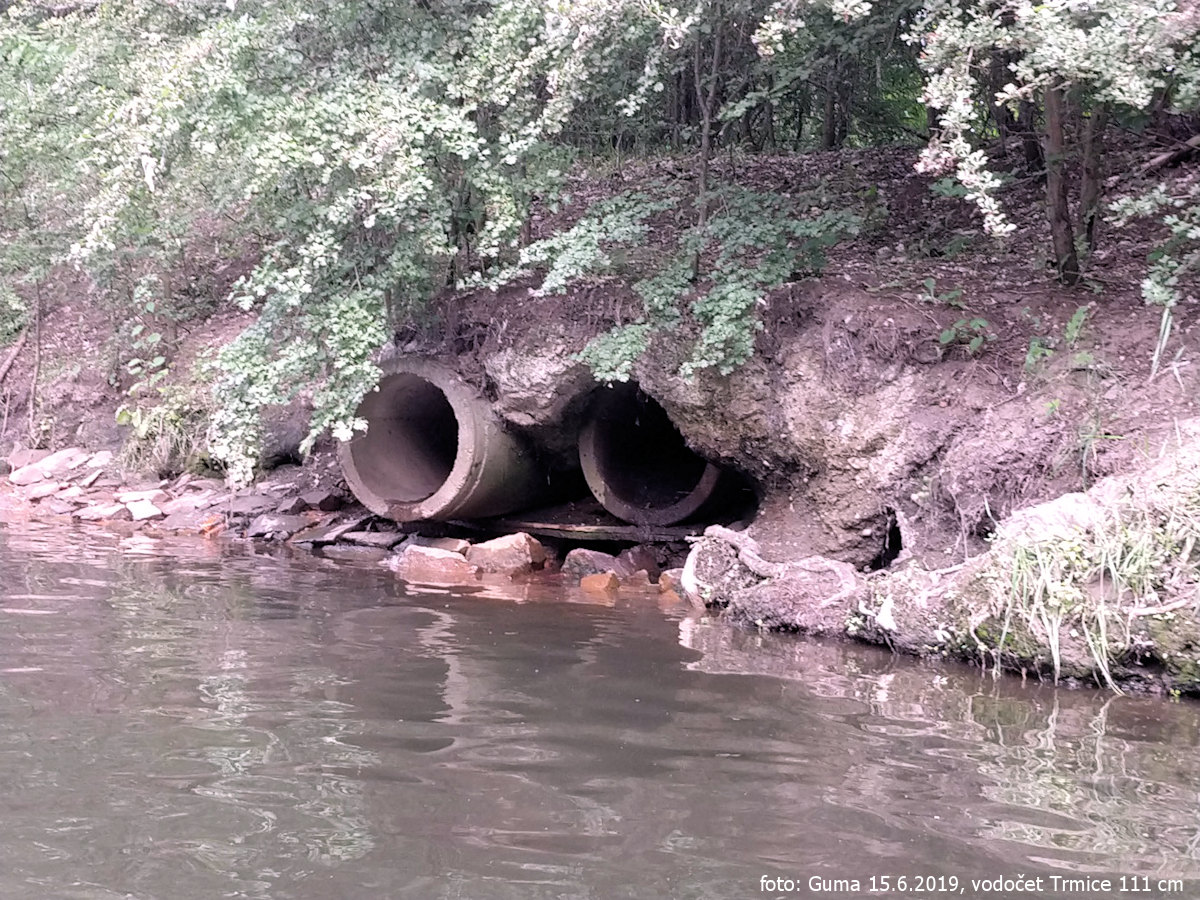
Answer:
[
  {"left": 921, "top": 277, "right": 965, "bottom": 307},
  {"left": 939, "top": 316, "right": 992, "bottom": 355},
  {"left": 1025, "top": 336, "right": 1055, "bottom": 371},
  {"left": 1064, "top": 305, "right": 1089, "bottom": 348}
]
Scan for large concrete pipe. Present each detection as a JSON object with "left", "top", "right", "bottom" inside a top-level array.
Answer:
[
  {"left": 579, "top": 383, "right": 722, "bottom": 526},
  {"left": 339, "top": 358, "right": 542, "bottom": 522}
]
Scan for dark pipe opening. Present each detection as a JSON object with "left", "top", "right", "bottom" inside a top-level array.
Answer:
[
  {"left": 592, "top": 386, "right": 709, "bottom": 510},
  {"left": 867, "top": 508, "right": 903, "bottom": 571},
  {"left": 349, "top": 374, "right": 459, "bottom": 503}
]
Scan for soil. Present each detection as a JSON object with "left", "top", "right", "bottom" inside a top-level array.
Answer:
[{"left": 1, "top": 141, "right": 1197, "bottom": 693}]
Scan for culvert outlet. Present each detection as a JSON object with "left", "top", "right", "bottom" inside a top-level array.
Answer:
[
  {"left": 338, "top": 358, "right": 542, "bottom": 522},
  {"left": 579, "top": 383, "right": 723, "bottom": 526}
]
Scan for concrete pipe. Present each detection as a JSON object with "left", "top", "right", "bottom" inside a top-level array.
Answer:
[
  {"left": 579, "top": 383, "right": 722, "bottom": 526},
  {"left": 339, "top": 358, "right": 542, "bottom": 522}
]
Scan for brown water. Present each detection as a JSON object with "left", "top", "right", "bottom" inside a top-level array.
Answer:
[{"left": 0, "top": 523, "right": 1198, "bottom": 900}]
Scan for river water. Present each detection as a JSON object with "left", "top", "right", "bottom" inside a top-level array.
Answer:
[{"left": 0, "top": 523, "right": 1197, "bottom": 900}]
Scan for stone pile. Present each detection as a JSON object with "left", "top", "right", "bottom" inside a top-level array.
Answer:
[{"left": 1, "top": 446, "right": 684, "bottom": 599}]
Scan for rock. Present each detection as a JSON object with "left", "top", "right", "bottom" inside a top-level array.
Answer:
[
  {"left": 85, "top": 450, "right": 115, "bottom": 469},
  {"left": 226, "top": 494, "right": 277, "bottom": 516},
  {"left": 319, "top": 544, "right": 390, "bottom": 562},
  {"left": 410, "top": 535, "right": 471, "bottom": 554},
  {"left": 290, "top": 514, "right": 373, "bottom": 545},
  {"left": 562, "top": 548, "right": 622, "bottom": 578},
  {"left": 8, "top": 465, "right": 47, "bottom": 486},
  {"left": 246, "top": 513, "right": 308, "bottom": 539},
  {"left": 466, "top": 532, "right": 547, "bottom": 574},
  {"left": 617, "top": 545, "right": 661, "bottom": 579},
  {"left": 8, "top": 448, "right": 51, "bottom": 470},
  {"left": 116, "top": 488, "right": 169, "bottom": 505},
  {"left": 56, "top": 485, "right": 84, "bottom": 501},
  {"left": 74, "top": 503, "right": 132, "bottom": 522},
  {"left": 34, "top": 447, "right": 91, "bottom": 477},
  {"left": 161, "top": 509, "right": 225, "bottom": 534},
  {"left": 390, "top": 546, "right": 479, "bottom": 584},
  {"left": 126, "top": 499, "right": 165, "bottom": 521},
  {"left": 580, "top": 572, "right": 620, "bottom": 594},
  {"left": 43, "top": 499, "right": 77, "bottom": 516},
  {"left": 658, "top": 568, "right": 685, "bottom": 593},
  {"left": 23, "top": 481, "right": 66, "bottom": 501},
  {"left": 160, "top": 491, "right": 217, "bottom": 515},
  {"left": 341, "top": 530, "right": 407, "bottom": 549},
  {"left": 76, "top": 470, "right": 102, "bottom": 489},
  {"left": 300, "top": 489, "right": 344, "bottom": 512},
  {"left": 276, "top": 496, "right": 310, "bottom": 515}
]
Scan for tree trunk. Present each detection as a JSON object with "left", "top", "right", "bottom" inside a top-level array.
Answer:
[
  {"left": 1018, "top": 99, "right": 1044, "bottom": 173},
  {"left": 1077, "top": 102, "right": 1109, "bottom": 254},
  {"left": 692, "top": 4, "right": 723, "bottom": 279},
  {"left": 1044, "top": 86, "right": 1080, "bottom": 284}
]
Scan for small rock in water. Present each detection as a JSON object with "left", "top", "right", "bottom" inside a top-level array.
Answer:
[
  {"left": 466, "top": 532, "right": 547, "bottom": 574},
  {"left": 341, "top": 530, "right": 406, "bottom": 549},
  {"left": 74, "top": 503, "right": 132, "bottom": 522},
  {"left": 409, "top": 535, "right": 471, "bottom": 555},
  {"left": 562, "top": 548, "right": 621, "bottom": 578},
  {"left": 246, "top": 513, "right": 308, "bottom": 539},
  {"left": 580, "top": 572, "right": 620, "bottom": 594},
  {"left": 390, "top": 545, "right": 479, "bottom": 584}
]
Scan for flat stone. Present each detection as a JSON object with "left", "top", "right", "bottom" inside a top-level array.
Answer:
[
  {"left": 126, "top": 499, "right": 165, "bottom": 521},
  {"left": 85, "top": 450, "right": 115, "bottom": 469},
  {"left": 276, "top": 496, "right": 309, "bottom": 515},
  {"left": 247, "top": 513, "right": 308, "bottom": 539},
  {"left": 23, "top": 481, "right": 66, "bottom": 501},
  {"left": 390, "top": 545, "right": 480, "bottom": 584},
  {"left": 76, "top": 470, "right": 102, "bottom": 489},
  {"left": 161, "top": 509, "right": 226, "bottom": 534},
  {"left": 290, "top": 514, "right": 372, "bottom": 546},
  {"left": 301, "top": 489, "right": 344, "bottom": 512},
  {"left": 116, "top": 488, "right": 169, "bottom": 505},
  {"left": 341, "top": 530, "right": 407, "bottom": 549},
  {"left": 42, "top": 499, "right": 77, "bottom": 516},
  {"left": 410, "top": 535, "right": 471, "bottom": 554},
  {"left": 580, "top": 572, "right": 620, "bottom": 594},
  {"left": 8, "top": 448, "right": 51, "bottom": 469},
  {"left": 57, "top": 485, "right": 84, "bottom": 500},
  {"left": 160, "top": 491, "right": 217, "bottom": 515},
  {"left": 8, "top": 464, "right": 47, "bottom": 486},
  {"left": 227, "top": 494, "right": 277, "bottom": 516},
  {"left": 74, "top": 503, "right": 132, "bottom": 522},
  {"left": 319, "top": 544, "right": 390, "bottom": 562},
  {"left": 562, "top": 548, "right": 622, "bottom": 579},
  {"left": 466, "top": 532, "right": 547, "bottom": 575},
  {"left": 34, "top": 447, "right": 91, "bottom": 477}
]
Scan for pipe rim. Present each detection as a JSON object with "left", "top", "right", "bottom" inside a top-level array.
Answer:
[
  {"left": 338, "top": 360, "right": 486, "bottom": 522},
  {"left": 578, "top": 386, "right": 723, "bottom": 526}
]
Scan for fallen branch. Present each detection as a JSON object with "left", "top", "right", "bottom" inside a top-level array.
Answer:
[
  {"left": 0, "top": 329, "right": 28, "bottom": 387},
  {"left": 1143, "top": 134, "right": 1200, "bottom": 173}
]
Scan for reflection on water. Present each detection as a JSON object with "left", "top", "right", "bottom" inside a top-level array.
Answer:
[{"left": 0, "top": 522, "right": 1197, "bottom": 899}]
